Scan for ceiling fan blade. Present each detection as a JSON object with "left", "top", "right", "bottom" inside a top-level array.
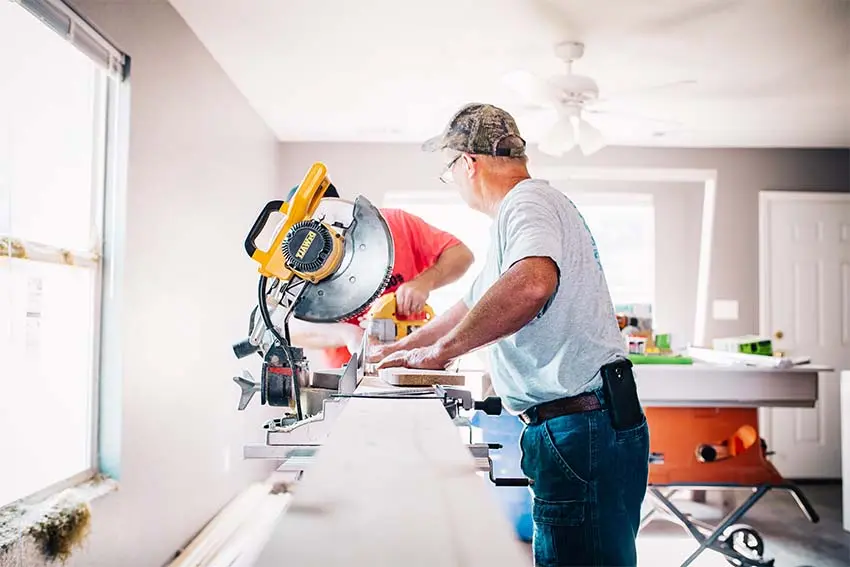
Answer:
[
  {"left": 586, "top": 108, "right": 682, "bottom": 128},
  {"left": 599, "top": 79, "right": 698, "bottom": 102},
  {"left": 538, "top": 116, "right": 576, "bottom": 157},
  {"left": 502, "top": 69, "right": 562, "bottom": 108}
]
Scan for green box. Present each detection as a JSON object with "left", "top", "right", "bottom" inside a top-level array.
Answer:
[{"left": 712, "top": 335, "right": 773, "bottom": 356}]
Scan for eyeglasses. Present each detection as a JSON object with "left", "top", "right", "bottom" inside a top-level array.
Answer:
[{"left": 439, "top": 155, "right": 462, "bottom": 184}]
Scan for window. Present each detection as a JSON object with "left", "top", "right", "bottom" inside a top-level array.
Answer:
[
  {"left": 566, "top": 192, "right": 655, "bottom": 313},
  {"left": 0, "top": 0, "right": 127, "bottom": 507},
  {"left": 384, "top": 191, "right": 492, "bottom": 315},
  {"left": 383, "top": 189, "right": 655, "bottom": 328}
]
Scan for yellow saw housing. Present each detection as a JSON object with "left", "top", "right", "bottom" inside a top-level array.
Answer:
[{"left": 243, "top": 162, "right": 344, "bottom": 283}]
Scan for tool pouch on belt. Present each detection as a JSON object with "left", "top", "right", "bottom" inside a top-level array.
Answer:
[{"left": 600, "top": 358, "right": 644, "bottom": 430}]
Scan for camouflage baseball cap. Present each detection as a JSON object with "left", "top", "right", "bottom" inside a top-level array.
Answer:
[{"left": 422, "top": 103, "right": 526, "bottom": 158}]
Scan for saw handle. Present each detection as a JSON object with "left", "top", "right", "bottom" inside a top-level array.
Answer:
[{"left": 244, "top": 200, "right": 286, "bottom": 258}]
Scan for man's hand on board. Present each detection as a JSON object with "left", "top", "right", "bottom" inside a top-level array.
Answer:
[{"left": 375, "top": 344, "right": 450, "bottom": 371}]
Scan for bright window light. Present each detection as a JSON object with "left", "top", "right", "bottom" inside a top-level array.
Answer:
[
  {"left": 0, "top": 1, "right": 114, "bottom": 507},
  {"left": 383, "top": 190, "right": 655, "bottom": 313},
  {"left": 566, "top": 191, "right": 656, "bottom": 312}
]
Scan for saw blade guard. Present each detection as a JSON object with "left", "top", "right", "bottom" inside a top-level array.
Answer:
[{"left": 293, "top": 195, "right": 394, "bottom": 323}]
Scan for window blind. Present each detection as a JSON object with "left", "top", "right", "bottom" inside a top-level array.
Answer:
[{"left": 17, "top": 0, "right": 129, "bottom": 80}]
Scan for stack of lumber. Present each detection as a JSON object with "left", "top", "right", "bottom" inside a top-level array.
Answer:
[{"left": 167, "top": 478, "right": 292, "bottom": 567}]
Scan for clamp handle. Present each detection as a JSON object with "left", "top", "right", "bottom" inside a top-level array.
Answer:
[
  {"left": 474, "top": 396, "right": 503, "bottom": 416},
  {"left": 491, "top": 476, "right": 531, "bottom": 487}
]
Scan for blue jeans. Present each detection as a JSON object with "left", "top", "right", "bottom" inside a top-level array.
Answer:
[{"left": 519, "top": 391, "right": 650, "bottom": 567}]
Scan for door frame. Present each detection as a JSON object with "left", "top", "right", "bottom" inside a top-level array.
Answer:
[{"left": 757, "top": 190, "right": 850, "bottom": 452}]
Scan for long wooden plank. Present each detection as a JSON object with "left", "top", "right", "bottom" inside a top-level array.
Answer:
[{"left": 254, "top": 386, "right": 532, "bottom": 566}]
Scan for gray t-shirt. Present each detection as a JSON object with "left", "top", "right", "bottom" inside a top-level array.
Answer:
[{"left": 463, "top": 178, "right": 626, "bottom": 414}]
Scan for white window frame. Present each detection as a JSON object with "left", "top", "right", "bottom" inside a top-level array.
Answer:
[{"left": 0, "top": 0, "right": 129, "bottom": 506}]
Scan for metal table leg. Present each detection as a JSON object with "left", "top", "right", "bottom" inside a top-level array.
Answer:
[{"left": 675, "top": 486, "right": 770, "bottom": 567}]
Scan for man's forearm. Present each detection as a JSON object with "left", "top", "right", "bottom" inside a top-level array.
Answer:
[
  {"left": 412, "top": 243, "right": 474, "bottom": 291},
  {"left": 436, "top": 259, "right": 556, "bottom": 360},
  {"left": 392, "top": 300, "right": 468, "bottom": 350}
]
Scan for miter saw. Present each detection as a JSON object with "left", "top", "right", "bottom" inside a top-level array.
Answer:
[
  {"left": 229, "top": 163, "right": 528, "bottom": 488},
  {"left": 230, "top": 162, "right": 394, "bottom": 423}
]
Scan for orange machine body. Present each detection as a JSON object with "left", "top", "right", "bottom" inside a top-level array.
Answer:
[{"left": 645, "top": 407, "right": 784, "bottom": 486}]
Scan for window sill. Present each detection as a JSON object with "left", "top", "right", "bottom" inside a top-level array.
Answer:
[{"left": 0, "top": 474, "right": 118, "bottom": 565}]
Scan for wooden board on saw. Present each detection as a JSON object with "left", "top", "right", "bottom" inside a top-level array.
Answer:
[{"left": 378, "top": 367, "right": 466, "bottom": 387}]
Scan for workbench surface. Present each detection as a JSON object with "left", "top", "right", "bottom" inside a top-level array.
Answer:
[
  {"left": 254, "top": 373, "right": 532, "bottom": 567},
  {"left": 634, "top": 363, "right": 830, "bottom": 408}
]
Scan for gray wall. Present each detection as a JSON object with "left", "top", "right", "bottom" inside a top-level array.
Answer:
[
  {"left": 278, "top": 143, "right": 849, "bottom": 343},
  {"left": 61, "top": 2, "right": 281, "bottom": 566}
]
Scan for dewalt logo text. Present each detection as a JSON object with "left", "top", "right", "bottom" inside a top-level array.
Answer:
[{"left": 295, "top": 231, "right": 316, "bottom": 259}]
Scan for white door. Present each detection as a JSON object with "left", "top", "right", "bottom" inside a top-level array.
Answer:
[{"left": 759, "top": 191, "right": 850, "bottom": 479}]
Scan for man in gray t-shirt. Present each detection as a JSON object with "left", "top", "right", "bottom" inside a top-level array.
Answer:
[
  {"left": 373, "top": 103, "right": 650, "bottom": 567},
  {"left": 462, "top": 177, "right": 626, "bottom": 414}
]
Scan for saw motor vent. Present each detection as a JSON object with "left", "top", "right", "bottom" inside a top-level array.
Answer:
[{"left": 282, "top": 220, "right": 334, "bottom": 275}]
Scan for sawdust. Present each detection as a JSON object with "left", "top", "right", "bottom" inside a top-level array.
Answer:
[
  {"left": 25, "top": 503, "right": 91, "bottom": 563},
  {"left": 0, "top": 475, "right": 112, "bottom": 565},
  {"left": 0, "top": 500, "right": 91, "bottom": 565},
  {"left": 0, "top": 505, "right": 25, "bottom": 556}
]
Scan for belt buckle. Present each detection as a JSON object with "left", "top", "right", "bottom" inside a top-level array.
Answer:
[{"left": 519, "top": 408, "right": 535, "bottom": 425}]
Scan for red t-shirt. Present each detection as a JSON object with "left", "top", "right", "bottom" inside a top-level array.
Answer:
[{"left": 319, "top": 208, "right": 462, "bottom": 369}]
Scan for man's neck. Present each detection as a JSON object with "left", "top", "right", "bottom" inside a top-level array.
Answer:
[{"left": 480, "top": 173, "right": 531, "bottom": 217}]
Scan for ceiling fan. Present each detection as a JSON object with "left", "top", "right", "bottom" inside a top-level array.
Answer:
[{"left": 503, "top": 40, "right": 696, "bottom": 156}]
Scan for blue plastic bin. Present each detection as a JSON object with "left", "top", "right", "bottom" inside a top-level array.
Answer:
[{"left": 469, "top": 411, "right": 533, "bottom": 543}]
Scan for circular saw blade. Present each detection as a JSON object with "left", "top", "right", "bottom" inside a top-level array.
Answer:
[{"left": 293, "top": 196, "right": 394, "bottom": 323}]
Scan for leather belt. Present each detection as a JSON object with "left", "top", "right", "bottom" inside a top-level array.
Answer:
[{"left": 519, "top": 392, "right": 602, "bottom": 425}]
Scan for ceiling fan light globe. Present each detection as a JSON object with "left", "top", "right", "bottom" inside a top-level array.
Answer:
[
  {"left": 538, "top": 117, "right": 576, "bottom": 157},
  {"left": 577, "top": 119, "right": 605, "bottom": 155}
]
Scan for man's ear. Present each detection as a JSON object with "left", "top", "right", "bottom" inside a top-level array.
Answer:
[{"left": 462, "top": 154, "right": 477, "bottom": 178}]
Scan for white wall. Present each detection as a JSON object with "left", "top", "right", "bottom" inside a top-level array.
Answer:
[
  {"left": 277, "top": 143, "right": 850, "bottom": 343},
  {"left": 60, "top": 2, "right": 281, "bottom": 566}
]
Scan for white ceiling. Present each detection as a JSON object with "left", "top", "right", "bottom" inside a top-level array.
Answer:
[{"left": 167, "top": 0, "right": 850, "bottom": 148}]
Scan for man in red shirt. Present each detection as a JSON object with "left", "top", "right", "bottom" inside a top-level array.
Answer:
[{"left": 288, "top": 206, "right": 474, "bottom": 369}]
